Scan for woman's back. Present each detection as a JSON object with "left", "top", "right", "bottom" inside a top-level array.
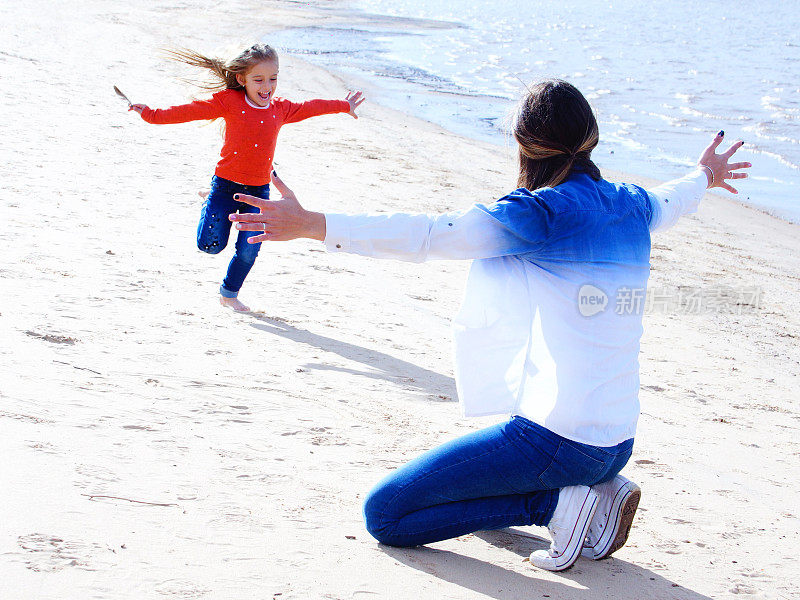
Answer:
[{"left": 454, "top": 172, "right": 655, "bottom": 446}]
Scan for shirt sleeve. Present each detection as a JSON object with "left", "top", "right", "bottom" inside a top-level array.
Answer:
[
  {"left": 646, "top": 169, "right": 708, "bottom": 232},
  {"left": 139, "top": 94, "right": 225, "bottom": 124},
  {"left": 323, "top": 191, "right": 556, "bottom": 263},
  {"left": 281, "top": 99, "right": 350, "bottom": 124}
]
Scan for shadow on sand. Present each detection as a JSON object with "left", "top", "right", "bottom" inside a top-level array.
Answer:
[
  {"left": 380, "top": 528, "right": 711, "bottom": 600},
  {"left": 248, "top": 314, "right": 457, "bottom": 400}
]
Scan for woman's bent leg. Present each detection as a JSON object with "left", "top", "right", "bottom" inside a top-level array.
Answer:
[
  {"left": 364, "top": 418, "right": 559, "bottom": 547},
  {"left": 363, "top": 417, "right": 632, "bottom": 547}
]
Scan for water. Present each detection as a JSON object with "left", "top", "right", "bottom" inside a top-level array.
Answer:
[{"left": 268, "top": 0, "right": 800, "bottom": 223}]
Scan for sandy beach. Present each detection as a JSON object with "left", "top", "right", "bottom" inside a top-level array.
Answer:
[{"left": 1, "top": 1, "right": 799, "bottom": 598}]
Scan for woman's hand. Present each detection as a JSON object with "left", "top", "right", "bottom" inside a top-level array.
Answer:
[
  {"left": 128, "top": 103, "right": 147, "bottom": 115},
  {"left": 229, "top": 173, "right": 326, "bottom": 242},
  {"left": 345, "top": 91, "right": 365, "bottom": 119},
  {"left": 697, "top": 131, "right": 751, "bottom": 194}
]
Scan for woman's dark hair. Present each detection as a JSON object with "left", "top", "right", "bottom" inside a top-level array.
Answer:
[{"left": 513, "top": 79, "right": 601, "bottom": 190}]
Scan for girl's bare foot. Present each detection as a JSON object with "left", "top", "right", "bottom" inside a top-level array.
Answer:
[{"left": 220, "top": 296, "right": 250, "bottom": 312}]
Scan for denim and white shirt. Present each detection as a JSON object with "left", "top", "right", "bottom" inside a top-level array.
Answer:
[{"left": 324, "top": 169, "right": 708, "bottom": 446}]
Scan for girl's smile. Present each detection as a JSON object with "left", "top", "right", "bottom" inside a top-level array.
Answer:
[{"left": 237, "top": 59, "right": 279, "bottom": 107}]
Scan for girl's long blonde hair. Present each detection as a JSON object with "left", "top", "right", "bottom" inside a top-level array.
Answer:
[{"left": 163, "top": 43, "right": 279, "bottom": 92}]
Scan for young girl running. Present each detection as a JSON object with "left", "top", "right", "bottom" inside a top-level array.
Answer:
[{"left": 129, "top": 43, "right": 365, "bottom": 312}]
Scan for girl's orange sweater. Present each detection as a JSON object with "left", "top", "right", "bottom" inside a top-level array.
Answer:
[{"left": 140, "top": 89, "right": 349, "bottom": 185}]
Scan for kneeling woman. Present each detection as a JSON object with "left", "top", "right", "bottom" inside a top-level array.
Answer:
[{"left": 230, "top": 80, "right": 749, "bottom": 571}]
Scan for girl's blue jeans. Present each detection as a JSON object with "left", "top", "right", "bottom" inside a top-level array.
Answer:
[
  {"left": 197, "top": 176, "right": 270, "bottom": 298},
  {"left": 363, "top": 416, "right": 633, "bottom": 547}
]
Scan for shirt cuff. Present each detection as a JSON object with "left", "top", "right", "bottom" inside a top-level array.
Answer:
[
  {"left": 323, "top": 213, "right": 350, "bottom": 252},
  {"left": 687, "top": 168, "right": 710, "bottom": 197}
]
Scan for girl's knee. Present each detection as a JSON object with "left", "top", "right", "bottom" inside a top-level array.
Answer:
[
  {"left": 198, "top": 239, "right": 224, "bottom": 254},
  {"left": 197, "top": 203, "right": 231, "bottom": 253}
]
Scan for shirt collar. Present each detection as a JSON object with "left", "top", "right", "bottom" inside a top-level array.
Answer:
[{"left": 244, "top": 94, "right": 272, "bottom": 110}]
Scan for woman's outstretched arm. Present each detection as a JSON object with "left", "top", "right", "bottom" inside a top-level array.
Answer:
[
  {"left": 230, "top": 173, "right": 554, "bottom": 263},
  {"left": 648, "top": 131, "right": 751, "bottom": 232}
]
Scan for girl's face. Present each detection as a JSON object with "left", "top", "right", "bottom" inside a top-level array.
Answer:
[{"left": 237, "top": 59, "right": 279, "bottom": 107}]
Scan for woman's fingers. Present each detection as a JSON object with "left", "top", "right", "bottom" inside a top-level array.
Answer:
[
  {"left": 697, "top": 131, "right": 750, "bottom": 192},
  {"left": 246, "top": 229, "right": 296, "bottom": 244},
  {"left": 247, "top": 233, "right": 270, "bottom": 244},
  {"left": 232, "top": 193, "right": 270, "bottom": 210},
  {"left": 270, "top": 173, "right": 296, "bottom": 199},
  {"left": 229, "top": 191, "right": 318, "bottom": 242},
  {"left": 699, "top": 131, "right": 724, "bottom": 160},
  {"left": 229, "top": 212, "right": 268, "bottom": 223},
  {"left": 719, "top": 181, "right": 739, "bottom": 194},
  {"left": 234, "top": 222, "right": 268, "bottom": 231},
  {"left": 708, "top": 131, "right": 725, "bottom": 151},
  {"left": 722, "top": 140, "right": 746, "bottom": 159}
]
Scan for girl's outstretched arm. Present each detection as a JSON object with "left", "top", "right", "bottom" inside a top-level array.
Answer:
[
  {"left": 346, "top": 91, "right": 365, "bottom": 119},
  {"left": 129, "top": 96, "right": 225, "bottom": 124},
  {"left": 280, "top": 91, "right": 365, "bottom": 124}
]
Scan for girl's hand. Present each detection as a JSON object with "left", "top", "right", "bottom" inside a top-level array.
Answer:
[
  {"left": 345, "top": 91, "right": 365, "bottom": 119},
  {"left": 230, "top": 178, "right": 326, "bottom": 242},
  {"left": 697, "top": 131, "right": 751, "bottom": 194},
  {"left": 128, "top": 103, "right": 147, "bottom": 115}
]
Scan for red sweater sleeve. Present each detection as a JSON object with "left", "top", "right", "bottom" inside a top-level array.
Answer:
[
  {"left": 280, "top": 98, "right": 350, "bottom": 124},
  {"left": 140, "top": 93, "right": 225, "bottom": 124}
]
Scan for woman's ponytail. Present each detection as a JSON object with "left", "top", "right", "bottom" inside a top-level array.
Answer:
[{"left": 513, "top": 80, "right": 601, "bottom": 191}]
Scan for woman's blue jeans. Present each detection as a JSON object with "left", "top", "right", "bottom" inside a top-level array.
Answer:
[
  {"left": 363, "top": 416, "right": 633, "bottom": 547},
  {"left": 197, "top": 176, "right": 270, "bottom": 298}
]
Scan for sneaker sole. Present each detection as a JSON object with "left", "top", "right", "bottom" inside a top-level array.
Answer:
[{"left": 591, "top": 485, "right": 640, "bottom": 560}]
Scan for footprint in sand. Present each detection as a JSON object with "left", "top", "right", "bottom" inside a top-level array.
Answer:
[
  {"left": 73, "top": 463, "right": 121, "bottom": 492},
  {"left": 16, "top": 533, "right": 114, "bottom": 572},
  {"left": 154, "top": 579, "right": 211, "bottom": 598},
  {"left": 26, "top": 440, "right": 58, "bottom": 454},
  {"left": 24, "top": 330, "right": 78, "bottom": 344}
]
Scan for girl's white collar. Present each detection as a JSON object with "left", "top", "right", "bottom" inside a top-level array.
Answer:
[{"left": 244, "top": 94, "right": 272, "bottom": 110}]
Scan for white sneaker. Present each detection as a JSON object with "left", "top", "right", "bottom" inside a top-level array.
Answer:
[
  {"left": 529, "top": 485, "right": 599, "bottom": 571},
  {"left": 581, "top": 474, "right": 641, "bottom": 560}
]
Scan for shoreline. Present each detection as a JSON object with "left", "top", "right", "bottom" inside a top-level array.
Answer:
[
  {"left": 267, "top": 0, "right": 800, "bottom": 227},
  {"left": 2, "top": 1, "right": 799, "bottom": 599}
]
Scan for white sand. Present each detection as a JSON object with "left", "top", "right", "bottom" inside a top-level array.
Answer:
[{"left": 1, "top": 1, "right": 798, "bottom": 598}]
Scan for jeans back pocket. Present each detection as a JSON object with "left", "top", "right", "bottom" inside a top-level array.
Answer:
[{"left": 539, "top": 441, "right": 607, "bottom": 489}]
